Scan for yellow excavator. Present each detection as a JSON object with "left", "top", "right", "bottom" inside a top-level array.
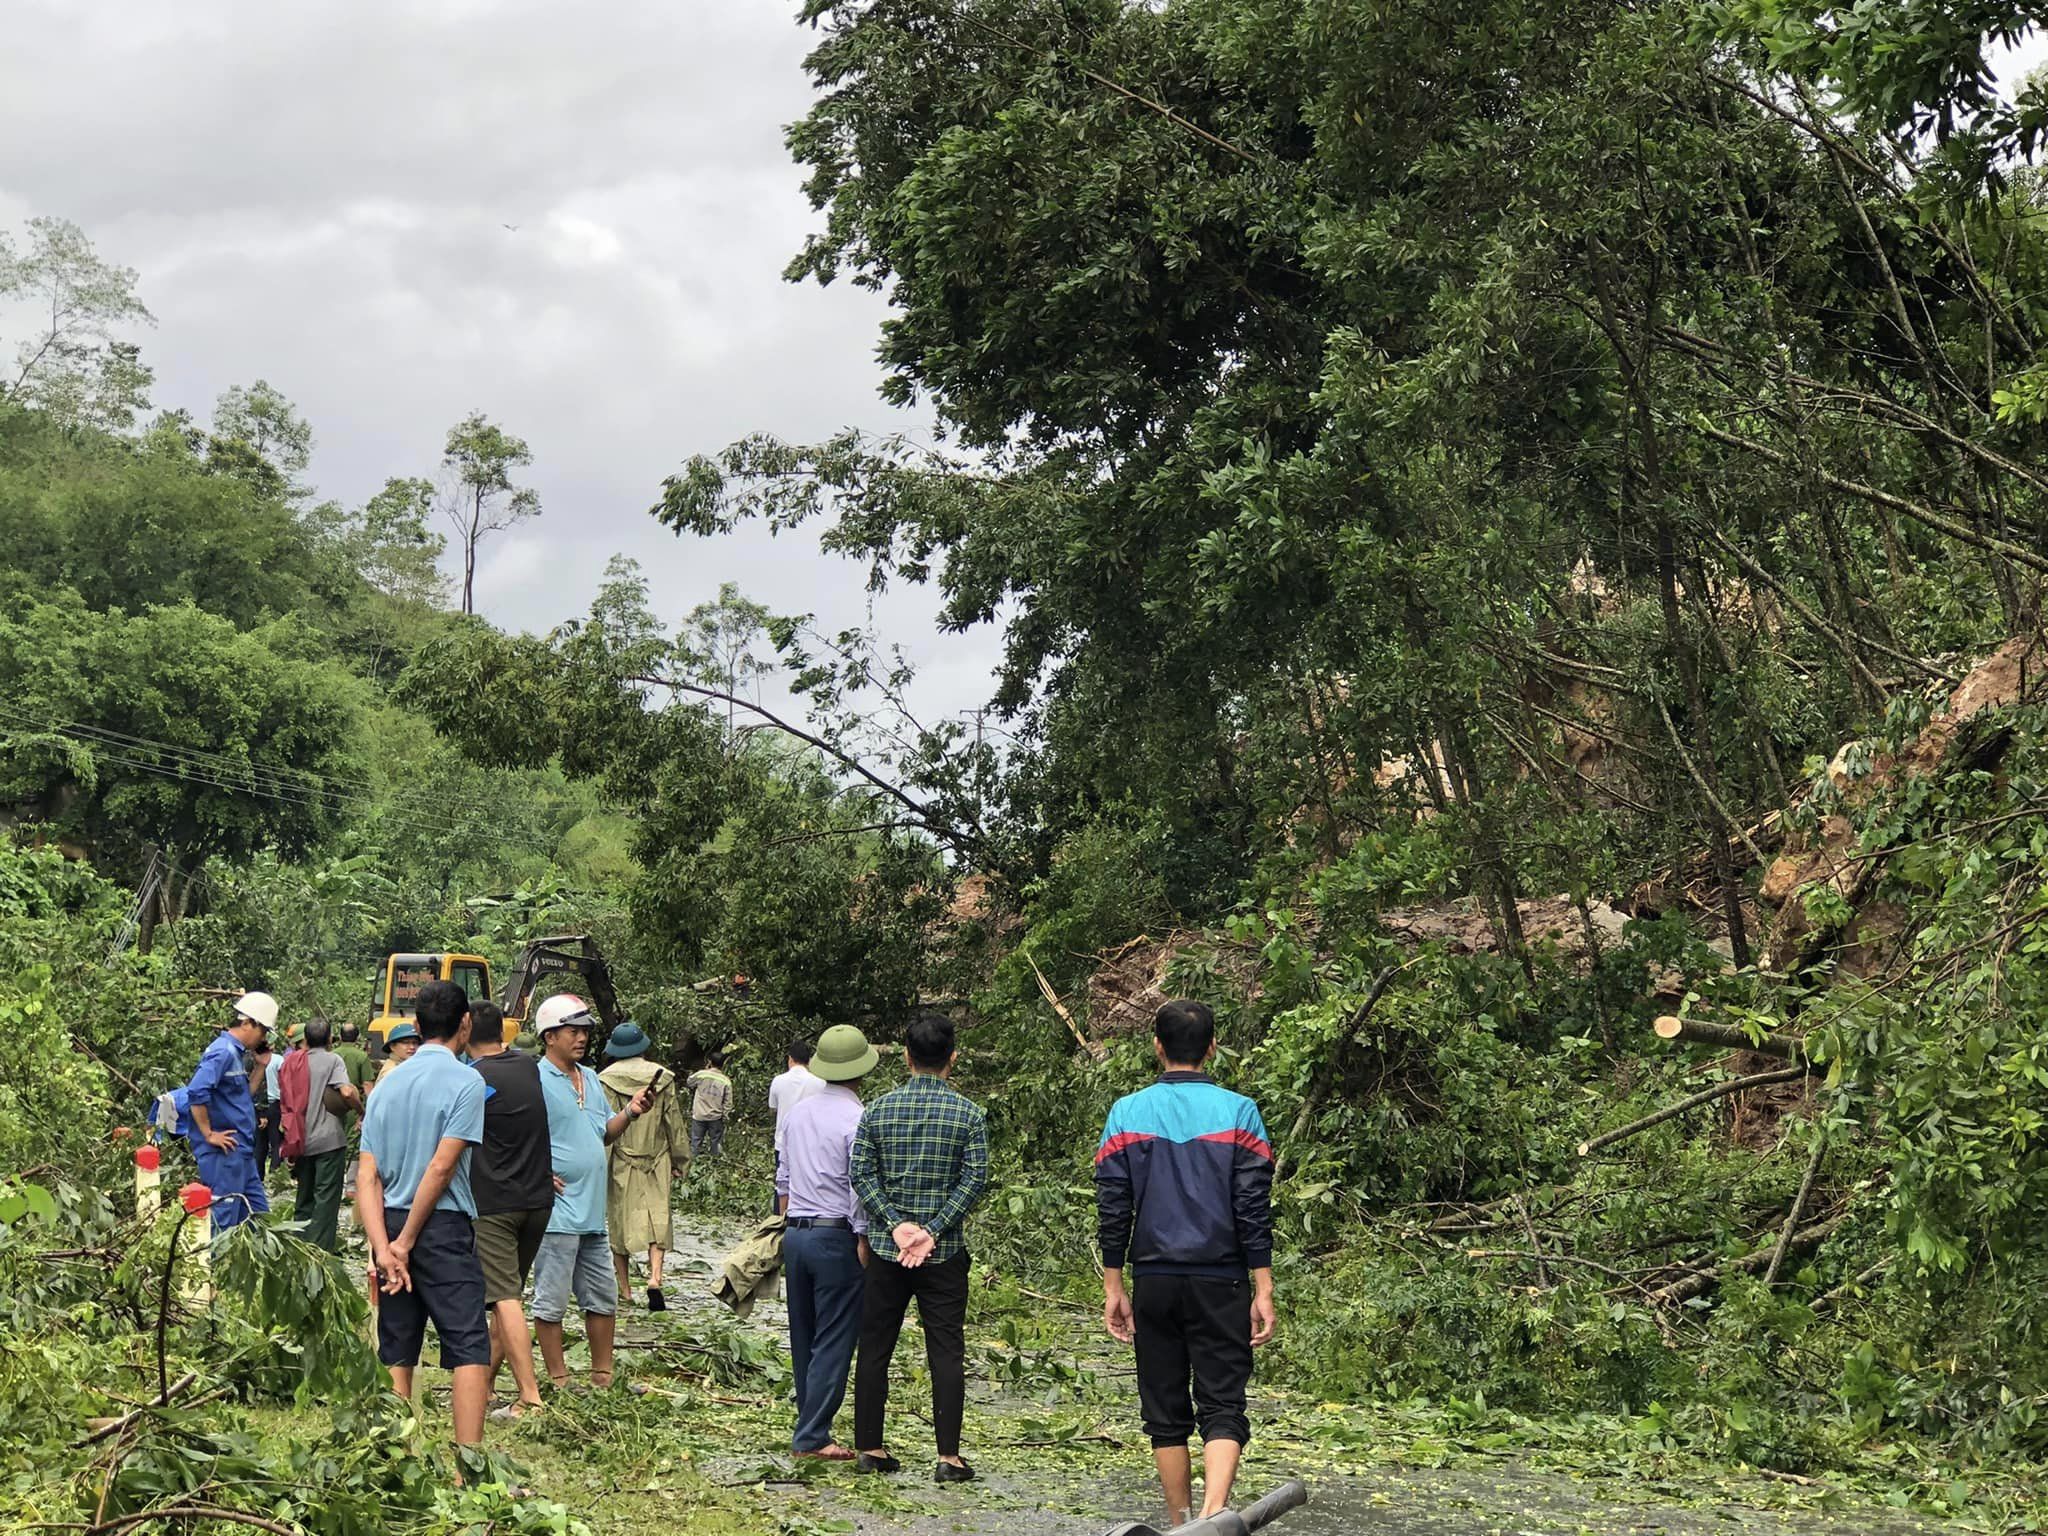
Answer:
[{"left": 367, "top": 935, "right": 625, "bottom": 1055}]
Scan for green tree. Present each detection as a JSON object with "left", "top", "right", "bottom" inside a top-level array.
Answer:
[
  {"left": 439, "top": 411, "right": 541, "bottom": 614},
  {"left": 0, "top": 593, "right": 364, "bottom": 943},
  {"left": 0, "top": 411, "right": 339, "bottom": 625},
  {"left": 682, "top": 581, "right": 775, "bottom": 744},
  {"left": 208, "top": 379, "right": 314, "bottom": 500},
  {"left": 0, "top": 216, "right": 153, "bottom": 431}
]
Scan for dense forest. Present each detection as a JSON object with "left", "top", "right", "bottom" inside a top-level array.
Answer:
[{"left": 9, "top": 0, "right": 2048, "bottom": 1530}]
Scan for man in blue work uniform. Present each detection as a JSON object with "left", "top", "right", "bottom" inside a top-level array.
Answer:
[{"left": 181, "top": 991, "right": 278, "bottom": 1232}]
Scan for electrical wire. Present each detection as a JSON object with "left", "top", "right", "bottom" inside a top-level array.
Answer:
[
  {"left": 0, "top": 699, "right": 565, "bottom": 840},
  {"left": 0, "top": 706, "right": 565, "bottom": 857},
  {"left": 0, "top": 700, "right": 521, "bottom": 827}
]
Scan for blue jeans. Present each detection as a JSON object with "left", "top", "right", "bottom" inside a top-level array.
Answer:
[
  {"left": 193, "top": 1141, "right": 268, "bottom": 1233},
  {"left": 785, "top": 1224, "right": 864, "bottom": 1452}
]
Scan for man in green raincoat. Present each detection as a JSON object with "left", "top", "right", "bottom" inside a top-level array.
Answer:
[{"left": 599, "top": 1024, "right": 690, "bottom": 1310}]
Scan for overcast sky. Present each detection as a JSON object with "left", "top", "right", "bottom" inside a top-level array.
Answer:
[
  {"left": 3, "top": 5, "right": 2041, "bottom": 737},
  {"left": 0, "top": 0, "right": 1002, "bottom": 728}
]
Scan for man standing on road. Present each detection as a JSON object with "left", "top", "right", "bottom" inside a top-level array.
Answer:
[
  {"left": 293, "top": 1017, "right": 359, "bottom": 1252},
  {"left": 851, "top": 1014, "right": 990, "bottom": 1484},
  {"left": 355, "top": 980, "right": 490, "bottom": 1451},
  {"left": 533, "top": 994, "right": 653, "bottom": 1391},
  {"left": 686, "top": 1050, "right": 733, "bottom": 1160},
  {"left": 334, "top": 1019, "right": 373, "bottom": 1216},
  {"left": 467, "top": 1001, "right": 552, "bottom": 1421},
  {"left": 181, "top": 992, "right": 275, "bottom": 1233},
  {"left": 1095, "top": 1000, "right": 1275, "bottom": 1527},
  {"left": 334, "top": 1020, "right": 372, "bottom": 1095},
  {"left": 261, "top": 1026, "right": 295, "bottom": 1179},
  {"left": 598, "top": 1023, "right": 688, "bottom": 1312},
  {"left": 779, "top": 1024, "right": 878, "bottom": 1463},
  {"left": 769, "top": 1038, "right": 824, "bottom": 1210}
]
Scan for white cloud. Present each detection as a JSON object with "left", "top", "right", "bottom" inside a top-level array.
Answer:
[{"left": 0, "top": 0, "right": 1004, "bottom": 730}]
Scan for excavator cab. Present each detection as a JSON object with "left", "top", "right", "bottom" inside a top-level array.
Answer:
[
  {"left": 369, "top": 935, "right": 626, "bottom": 1058},
  {"left": 369, "top": 952, "right": 506, "bottom": 1055}
]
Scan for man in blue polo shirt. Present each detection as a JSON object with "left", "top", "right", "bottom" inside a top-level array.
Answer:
[
  {"left": 357, "top": 979, "right": 489, "bottom": 1449},
  {"left": 181, "top": 992, "right": 276, "bottom": 1233},
  {"left": 532, "top": 993, "right": 652, "bottom": 1391}
]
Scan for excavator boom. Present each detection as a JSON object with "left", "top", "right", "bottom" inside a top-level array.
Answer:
[{"left": 499, "top": 934, "right": 625, "bottom": 1028}]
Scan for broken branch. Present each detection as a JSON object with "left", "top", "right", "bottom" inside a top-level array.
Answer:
[{"left": 1578, "top": 1065, "right": 1812, "bottom": 1158}]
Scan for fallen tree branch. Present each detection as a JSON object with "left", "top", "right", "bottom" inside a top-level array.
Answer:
[
  {"left": 74, "top": 1371, "right": 199, "bottom": 1448},
  {"left": 1578, "top": 1065, "right": 1812, "bottom": 1158},
  {"left": 1649, "top": 1213, "right": 1847, "bottom": 1305},
  {"left": 1026, "top": 953, "right": 1105, "bottom": 1061},
  {"left": 1812, "top": 1259, "right": 1890, "bottom": 1315},
  {"left": 1654, "top": 697, "right": 1766, "bottom": 865},
  {"left": 1686, "top": 420, "right": 2048, "bottom": 577},
  {"left": 97, "top": 1505, "right": 300, "bottom": 1536},
  {"left": 1653, "top": 1014, "right": 1807, "bottom": 1062},
  {"left": 1764, "top": 1132, "right": 1830, "bottom": 1285},
  {"left": 1287, "top": 965, "right": 1406, "bottom": 1145},
  {"left": 626, "top": 671, "right": 985, "bottom": 854},
  {"left": 1460, "top": 1249, "right": 1644, "bottom": 1281}
]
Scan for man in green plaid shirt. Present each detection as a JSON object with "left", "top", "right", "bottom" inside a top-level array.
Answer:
[{"left": 850, "top": 1014, "right": 990, "bottom": 1482}]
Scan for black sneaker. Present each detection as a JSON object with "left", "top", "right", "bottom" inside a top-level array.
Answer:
[
  {"left": 646, "top": 1288, "right": 667, "bottom": 1312},
  {"left": 933, "top": 1460, "right": 976, "bottom": 1485},
  {"left": 857, "top": 1453, "right": 901, "bottom": 1475}
]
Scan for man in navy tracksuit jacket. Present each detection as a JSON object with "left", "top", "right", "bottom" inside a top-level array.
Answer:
[{"left": 1096, "top": 999, "right": 1275, "bottom": 1525}]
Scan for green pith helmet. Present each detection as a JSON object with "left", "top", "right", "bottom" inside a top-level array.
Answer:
[{"left": 810, "top": 1024, "right": 879, "bottom": 1082}]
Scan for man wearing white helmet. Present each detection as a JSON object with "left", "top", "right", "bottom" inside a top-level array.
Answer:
[
  {"left": 532, "top": 992, "right": 654, "bottom": 1391},
  {"left": 180, "top": 991, "right": 277, "bottom": 1232}
]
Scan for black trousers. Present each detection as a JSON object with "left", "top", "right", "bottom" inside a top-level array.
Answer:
[
  {"left": 254, "top": 1104, "right": 281, "bottom": 1177},
  {"left": 854, "top": 1249, "right": 969, "bottom": 1457},
  {"left": 1134, "top": 1273, "right": 1254, "bottom": 1447}
]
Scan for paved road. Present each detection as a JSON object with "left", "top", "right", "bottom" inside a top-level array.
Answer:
[{"left": 636, "top": 1219, "right": 1953, "bottom": 1536}]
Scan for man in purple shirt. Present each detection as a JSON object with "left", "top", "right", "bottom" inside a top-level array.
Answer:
[{"left": 776, "top": 1023, "right": 880, "bottom": 1461}]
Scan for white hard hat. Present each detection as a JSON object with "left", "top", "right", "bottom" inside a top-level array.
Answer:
[
  {"left": 534, "top": 993, "right": 593, "bottom": 1034},
  {"left": 233, "top": 991, "right": 279, "bottom": 1031}
]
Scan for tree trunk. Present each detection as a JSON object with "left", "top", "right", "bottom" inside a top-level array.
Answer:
[
  {"left": 463, "top": 492, "right": 483, "bottom": 615},
  {"left": 1659, "top": 522, "right": 1752, "bottom": 967}
]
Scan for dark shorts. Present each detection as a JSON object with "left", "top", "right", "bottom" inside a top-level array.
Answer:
[
  {"left": 375, "top": 1208, "right": 489, "bottom": 1370},
  {"left": 1134, "top": 1273, "right": 1254, "bottom": 1447},
  {"left": 474, "top": 1207, "right": 550, "bottom": 1305}
]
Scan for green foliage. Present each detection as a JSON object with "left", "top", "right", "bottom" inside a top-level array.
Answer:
[
  {"left": 0, "top": 215, "right": 153, "bottom": 431},
  {"left": 0, "top": 589, "right": 366, "bottom": 871},
  {"left": 406, "top": 569, "right": 956, "bottom": 1033}
]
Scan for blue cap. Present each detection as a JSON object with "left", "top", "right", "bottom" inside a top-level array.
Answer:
[{"left": 386, "top": 1022, "right": 420, "bottom": 1046}]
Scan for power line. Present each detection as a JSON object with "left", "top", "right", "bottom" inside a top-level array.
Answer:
[
  {"left": 0, "top": 708, "right": 565, "bottom": 857},
  {"left": 0, "top": 701, "right": 567, "bottom": 847},
  {"left": 0, "top": 701, "right": 517, "bottom": 828}
]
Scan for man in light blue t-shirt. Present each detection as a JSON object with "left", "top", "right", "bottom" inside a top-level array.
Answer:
[
  {"left": 531, "top": 992, "right": 652, "bottom": 1390},
  {"left": 357, "top": 980, "right": 489, "bottom": 1449}
]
